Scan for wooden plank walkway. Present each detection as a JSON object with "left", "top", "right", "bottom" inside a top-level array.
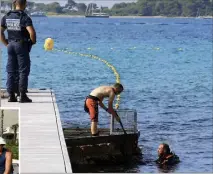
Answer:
[{"left": 1, "top": 89, "right": 72, "bottom": 173}]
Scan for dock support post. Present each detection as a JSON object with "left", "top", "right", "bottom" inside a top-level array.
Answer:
[
  {"left": 110, "top": 114, "right": 114, "bottom": 135},
  {"left": 134, "top": 110, "right": 137, "bottom": 133}
]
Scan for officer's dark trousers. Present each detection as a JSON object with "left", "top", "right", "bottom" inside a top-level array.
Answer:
[{"left": 7, "top": 41, "right": 30, "bottom": 95}]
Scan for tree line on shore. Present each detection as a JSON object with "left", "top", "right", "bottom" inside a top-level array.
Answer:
[{"left": 1, "top": 0, "right": 212, "bottom": 17}]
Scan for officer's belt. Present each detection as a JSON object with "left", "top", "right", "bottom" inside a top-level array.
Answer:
[{"left": 8, "top": 39, "right": 30, "bottom": 43}]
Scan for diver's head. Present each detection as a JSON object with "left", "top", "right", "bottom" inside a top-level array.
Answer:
[
  {"left": 158, "top": 143, "right": 171, "bottom": 157},
  {"left": 13, "top": 0, "right": 27, "bottom": 10},
  {"left": 113, "top": 83, "right": 124, "bottom": 95}
]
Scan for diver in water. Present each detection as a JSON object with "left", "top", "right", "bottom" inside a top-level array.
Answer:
[{"left": 155, "top": 143, "right": 180, "bottom": 166}]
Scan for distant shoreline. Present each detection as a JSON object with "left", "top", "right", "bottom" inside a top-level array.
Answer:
[
  {"left": 47, "top": 15, "right": 213, "bottom": 19},
  {"left": 1, "top": 13, "right": 211, "bottom": 19}
]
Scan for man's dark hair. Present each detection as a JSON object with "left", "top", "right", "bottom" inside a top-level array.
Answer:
[
  {"left": 162, "top": 143, "right": 171, "bottom": 154},
  {"left": 113, "top": 83, "right": 124, "bottom": 90}
]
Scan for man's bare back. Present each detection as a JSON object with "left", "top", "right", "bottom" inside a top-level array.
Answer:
[{"left": 90, "top": 86, "right": 115, "bottom": 101}]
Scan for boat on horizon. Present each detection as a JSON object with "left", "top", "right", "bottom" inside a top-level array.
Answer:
[
  {"left": 85, "top": 12, "right": 109, "bottom": 18},
  {"left": 30, "top": 11, "right": 47, "bottom": 17},
  {"left": 85, "top": 4, "right": 109, "bottom": 18}
]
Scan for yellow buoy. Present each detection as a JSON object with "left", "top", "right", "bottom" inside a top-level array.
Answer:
[{"left": 44, "top": 38, "right": 54, "bottom": 51}]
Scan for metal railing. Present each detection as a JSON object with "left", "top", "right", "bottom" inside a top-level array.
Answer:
[{"left": 110, "top": 109, "right": 137, "bottom": 135}]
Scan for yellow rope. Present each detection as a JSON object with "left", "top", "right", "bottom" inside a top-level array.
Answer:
[{"left": 53, "top": 48, "right": 121, "bottom": 109}]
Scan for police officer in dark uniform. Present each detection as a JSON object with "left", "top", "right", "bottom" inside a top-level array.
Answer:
[{"left": 0, "top": 0, "right": 36, "bottom": 103}]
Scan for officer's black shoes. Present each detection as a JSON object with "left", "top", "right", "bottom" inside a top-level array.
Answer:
[
  {"left": 19, "top": 94, "right": 32, "bottom": 103},
  {"left": 8, "top": 94, "right": 17, "bottom": 102}
]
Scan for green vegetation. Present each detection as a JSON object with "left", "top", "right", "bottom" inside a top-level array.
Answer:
[
  {"left": 109, "top": 0, "right": 213, "bottom": 17},
  {"left": 5, "top": 143, "right": 19, "bottom": 160},
  {"left": 1, "top": 0, "right": 213, "bottom": 17}
]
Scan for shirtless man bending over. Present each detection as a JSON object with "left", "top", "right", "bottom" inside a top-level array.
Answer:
[{"left": 84, "top": 83, "right": 124, "bottom": 136}]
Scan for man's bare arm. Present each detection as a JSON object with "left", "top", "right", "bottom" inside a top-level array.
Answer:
[
  {"left": 108, "top": 91, "right": 117, "bottom": 116},
  {"left": 26, "top": 26, "right": 36, "bottom": 44},
  {"left": 108, "top": 91, "right": 121, "bottom": 122},
  {"left": 98, "top": 101, "right": 108, "bottom": 111},
  {"left": 4, "top": 151, "right": 12, "bottom": 174},
  {"left": 0, "top": 27, "right": 8, "bottom": 46}
]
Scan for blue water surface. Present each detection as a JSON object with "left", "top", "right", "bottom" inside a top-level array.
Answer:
[{"left": 1, "top": 17, "right": 212, "bottom": 172}]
